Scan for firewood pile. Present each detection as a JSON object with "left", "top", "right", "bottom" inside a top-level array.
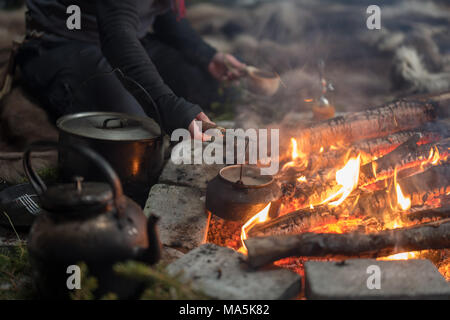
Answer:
[{"left": 207, "top": 92, "right": 450, "bottom": 280}]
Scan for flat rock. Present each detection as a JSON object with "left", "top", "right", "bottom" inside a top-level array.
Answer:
[
  {"left": 144, "top": 184, "right": 210, "bottom": 251},
  {"left": 167, "top": 243, "right": 301, "bottom": 300},
  {"left": 160, "top": 246, "right": 185, "bottom": 264},
  {"left": 305, "top": 259, "right": 450, "bottom": 300},
  {"left": 159, "top": 161, "right": 224, "bottom": 191},
  {"left": 159, "top": 140, "right": 225, "bottom": 191}
]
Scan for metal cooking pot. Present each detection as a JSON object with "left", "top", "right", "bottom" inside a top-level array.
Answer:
[
  {"left": 57, "top": 112, "right": 163, "bottom": 204},
  {"left": 206, "top": 165, "right": 282, "bottom": 222},
  {"left": 24, "top": 141, "right": 161, "bottom": 299}
]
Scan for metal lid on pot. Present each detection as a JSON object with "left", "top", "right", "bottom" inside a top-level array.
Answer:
[
  {"left": 41, "top": 178, "right": 114, "bottom": 215},
  {"left": 57, "top": 112, "right": 161, "bottom": 141}
]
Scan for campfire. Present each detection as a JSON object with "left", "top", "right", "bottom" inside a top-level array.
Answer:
[{"left": 208, "top": 94, "right": 450, "bottom": 282}]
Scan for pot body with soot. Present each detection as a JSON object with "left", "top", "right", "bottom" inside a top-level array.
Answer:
[
  {"left": 57, "top": 112, "right": 164, "bottom": 205},
  {"left": 206, "top": 165, "right": 282, "bottom": 222},
  {"left": 24, "top": 141, "right": 161, "bottom": 299}
]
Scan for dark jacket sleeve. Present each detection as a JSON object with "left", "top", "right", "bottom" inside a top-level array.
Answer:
[
  {"left": 153, "top": 11, "right": 217, "bottom": 71},
  {"left": 95, "top": 0, "right": 202, "bottom": 134}
]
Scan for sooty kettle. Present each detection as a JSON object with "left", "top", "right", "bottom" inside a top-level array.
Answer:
[{"left": 24, "top": 141, "right": 161, "bottom": 299}]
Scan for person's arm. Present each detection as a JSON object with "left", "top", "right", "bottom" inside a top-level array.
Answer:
[
  {"left": 95, "top": 0, "right": 202, "bottom": 134},
  {"left": 153, "top": 10, "right": 217, "bottom": 71}
]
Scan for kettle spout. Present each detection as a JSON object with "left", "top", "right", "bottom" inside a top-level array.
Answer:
[{"left": 138, "top": 214, "right": 161, "bottom": 265}]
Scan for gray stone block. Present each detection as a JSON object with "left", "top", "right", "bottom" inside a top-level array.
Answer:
[
  {"left": 167, "top": 243, "right": 301, "bottom": 300},
  {"left": 159, "top": 161, "right": 224, "bottom": 191},
  {"left": 160, "top": 246, "right": 185, "bottom": 264},
  {"left": 305, "top": 259, "right": 450, "bottom": 300},
  {"left": 144, "top": 184, "right": 210, "bottom": 251},
  {"left": 159, "top": 140, "right": 225, "bottom": 191}
]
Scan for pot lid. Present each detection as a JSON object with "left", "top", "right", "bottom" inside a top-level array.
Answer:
[
  {"left": 220, "top": 165, "right": 273, "bottom": 187},
  {"left": 57, "top": 112, "right": 161, "bottom": 141},
  {"left": 40, "top": 179, "right": 114, "bottom": 214}
]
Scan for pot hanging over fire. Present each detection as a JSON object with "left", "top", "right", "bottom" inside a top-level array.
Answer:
[{"left": 206, "top": 165, "right": 281, "bottom": 222}]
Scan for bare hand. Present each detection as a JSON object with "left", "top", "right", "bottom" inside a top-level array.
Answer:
[
  {"left": 208, "top": 52, "right": 246, "bottom": 82},
  {"left": 188, "top": 112, "right": 215, "bottom": 141}
]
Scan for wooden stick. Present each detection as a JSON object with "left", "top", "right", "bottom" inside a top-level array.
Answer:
[{"left": 245, "top": 219, "right": 450, "bottom": 268}]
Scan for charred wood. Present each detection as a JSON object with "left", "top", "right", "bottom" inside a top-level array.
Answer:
[
  {"left": 359, "top": 137, "right": 449, "bottom": 188},
  {"left": 406, "top": 206, "right": 450, "bottom": 222},
  {"left": 293, "top": 100, "right": 437, "bottom": 152},
  {"left": 245, "top": 219, "right": 450, "bottom": 268},
  {"left": 254, "top": 165, "right": 450, "bottom": 238}
]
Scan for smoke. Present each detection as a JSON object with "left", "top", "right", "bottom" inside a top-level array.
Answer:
[{"left": 188, "top": 0, "right": 450, "bottom": 126}]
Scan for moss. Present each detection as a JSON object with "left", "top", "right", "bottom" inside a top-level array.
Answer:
[
  {"left": 0, "top": 246, "right": 35, "bottom": 299},
  {"left": 114, "top": 261, "right": 210, "bottom": 300},
  {"left": 69, "top": 263, "right": 99, "bottom": 301},
  {"left": 17, "top": 166, "right": 59, "bottom": 185},
  {"left": 0, "top": 247, "right": 209, "bottom": 300}
]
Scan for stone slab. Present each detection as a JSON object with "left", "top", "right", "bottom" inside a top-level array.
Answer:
[
  {"left": 167, "top": 243, "right": 301, "bottom": 300},
  {"left": 160, "top": 139, "right": 226, "bottom": 191},
  {"left": 144, "top": 184, "right": 210, "bottom": 251},
  {"left": 160, "top": 246, "right": 185, "bottom": 264},
  {"left": 159, "top": 161, "right": 224, "bottom": 191},
  {"left": 304, "top": 259, "right": 450, "bottom": 300}
]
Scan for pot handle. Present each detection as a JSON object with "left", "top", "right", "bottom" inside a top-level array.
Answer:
[
  {"left": 23, "top": 141, "right": 125, "bottom": 213},
  {"left": 102, "top": 117, "right": 125, "bottom": 129}
]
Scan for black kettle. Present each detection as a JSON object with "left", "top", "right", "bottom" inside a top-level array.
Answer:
[{"left": 24, "top": 141, "right": 161, "bottom": 299}]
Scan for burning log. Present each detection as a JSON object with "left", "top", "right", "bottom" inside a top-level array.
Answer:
[
  {"left": 353, "top": 130, "right": 442, "bottom": 164},
  {"left": 252, "top": 164, "right": 450, "bottom": 238},
  {"left": 294, "top": 100, "right": 437, "bottom": 152},
  {"left": 359, "top": 164, "right": 450, "bottom": 215},
  {"left": 305, "top": 130, "right": 442, "bottom": 170},
  {"left": 245, "top": 218, "right": 450, "bottom": 268},
  {"left": 358, "top": 137, "right": 449, "bottom": 188},
  {"left": 281, "top": 135, "right": 448, "bottom": 212},
  {"left": 406, "top": 206, "right": 450, "bottom": 222},
  {"left": 249, "top": 195, "right": 359, "bottom": 238}
]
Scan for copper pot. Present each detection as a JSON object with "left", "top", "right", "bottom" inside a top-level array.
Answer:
[{"left": 206, "top": 165, "right": 281, "bottom": 222}]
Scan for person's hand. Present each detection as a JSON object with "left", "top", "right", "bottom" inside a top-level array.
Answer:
[
  {"left": 188, "top": 112, "right": 215, "bottom": 141},
  {"left": 208, "top": 52, "right": 247, "bottom": 82}
]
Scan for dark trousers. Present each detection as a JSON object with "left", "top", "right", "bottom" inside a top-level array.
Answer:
[{"left": 17, "top": 33, "right": 220, "bottom": 122}]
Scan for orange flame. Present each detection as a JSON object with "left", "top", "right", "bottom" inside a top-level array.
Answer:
[
  {"left": 321, "top": 154, "right": 361, "bottom": 207},
  {"left": 282, "top": 138, "right": 308, "bottom": 171},
  {"left": 291, "top": 138, "right": 299, "bottom": 160},
  {"left": 239, "top": 203, "right": 271, "bottom": 254},
  {"left": 383, "top": 252, "right": 418, "bottom": 260},
  {"left": 297, "top": 176, "right": 307, "bottom": 182},
  {"left": 396, "top": 183, "right": 411, "bottom": 211},
  {"left": 393, "top": 168, "right": 411, "bottom": 211},
  {"left": 429, "top": 146, "right": 440, "bottom": 165}
]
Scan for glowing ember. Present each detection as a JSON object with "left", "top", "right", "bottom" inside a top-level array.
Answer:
[
  {"left": 297, "top": 176, "right": 307, "bottom": 182},
  {"left": 321, "top": 154, "right": 361, "bottom": 207},
  {"left": 239, "top": 203, "right": 271, "bottom": 254}
]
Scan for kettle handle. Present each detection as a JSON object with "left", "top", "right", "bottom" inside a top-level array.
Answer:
[{"left": 23, "top": 141, "right": 125, "bottom": 213}]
